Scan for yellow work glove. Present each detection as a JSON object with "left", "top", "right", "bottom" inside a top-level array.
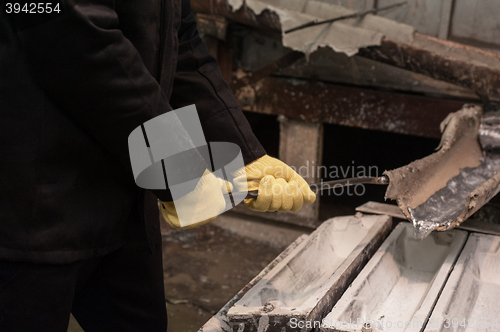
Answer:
[
  {"left": 160, "top": 169, "right": 231, "bottom": 229},
  {"left": 234, "top": 155, "right": 316, "bottom": 212}
]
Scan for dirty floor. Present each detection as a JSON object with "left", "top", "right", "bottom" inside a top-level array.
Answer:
[{"left": 67, "top": 211, "right": 307, "bottom": 332}]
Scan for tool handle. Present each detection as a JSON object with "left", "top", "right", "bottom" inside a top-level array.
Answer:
[
  {"left": 245, "top": 190, "right": 259, "bottom": 200},
  {"left": 240, "top": 176, "right": 389, "bottom": 200}
]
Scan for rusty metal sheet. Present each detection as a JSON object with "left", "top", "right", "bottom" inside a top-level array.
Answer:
[{"left": 235, "top": 76, "right": 469, "bottom": 138}]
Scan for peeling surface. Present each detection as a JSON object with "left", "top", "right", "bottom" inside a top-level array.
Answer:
[
  {"left": 321, "top": 223, "right": 467, "bottom": 332},
  {"left": 384, "top": 105, "right": 497, "bottom": 238},
  {"left": 386, "top": 105, "right": 500, "bottom": 238},
  {"left": 228, "top": 0, "right": 413, "bottom": 57}
]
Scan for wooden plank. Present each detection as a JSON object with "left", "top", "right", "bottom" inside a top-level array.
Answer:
[
  {"left": 278, "top": 118, "right": 323, "bottom": 221},
  {"left": 282, "top": 48, "right": 478, "bottom": 100},
  {"left": 358, "top": 34, "right": 500, "bottom": 99},
  {"left": 234, "top": 76, "right": 469, "bottom": 139}
]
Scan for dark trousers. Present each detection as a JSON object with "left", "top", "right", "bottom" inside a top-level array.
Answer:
[{"left": 0, "top": 230, "right": 167, "bottom": 332}]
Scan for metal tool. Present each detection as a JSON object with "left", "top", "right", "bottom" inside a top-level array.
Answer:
[
  {"left": 244, "top": 175, "right": 389, "bottom": 199},
  {"left": 284, "top": 1, "right": 408, "bottom": 34}
]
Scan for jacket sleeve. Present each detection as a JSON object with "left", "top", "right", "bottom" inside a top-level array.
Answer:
[
  {"left": 11, "top": 0, "right": 171, "bottom": 174},
  {"left": 170, "top": 0, "right": 266, "bottom": 165}
]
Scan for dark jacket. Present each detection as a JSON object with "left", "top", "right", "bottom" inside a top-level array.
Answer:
[{"left": 0, "top": 0, "right": 265, "bottom": 263}]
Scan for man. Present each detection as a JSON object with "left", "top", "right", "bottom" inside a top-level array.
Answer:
[{"left": 0, "top": 0, "right": 315, "bottom": 330}]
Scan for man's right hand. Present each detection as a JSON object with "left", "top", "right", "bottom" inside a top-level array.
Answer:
[{"left": 233, "top": 155, "right": 316, "bottom": 212}]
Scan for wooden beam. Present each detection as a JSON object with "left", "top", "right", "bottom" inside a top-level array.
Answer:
[
  {"left": 234, "top": 76, "right": 470, "bottom": 139},
  {"left": 358, "top": 34, "right": 500, "bottom": 99},
  {"left": 279, "top": 118, "right": 323, "bottom": 221}
]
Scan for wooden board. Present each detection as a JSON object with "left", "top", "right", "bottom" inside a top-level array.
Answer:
[
  {"left": 279, "top": 119, "right": 323, "bottom": 221},
  {"left": 235, "top": 76, "right": 469, "bottom": 139}
]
